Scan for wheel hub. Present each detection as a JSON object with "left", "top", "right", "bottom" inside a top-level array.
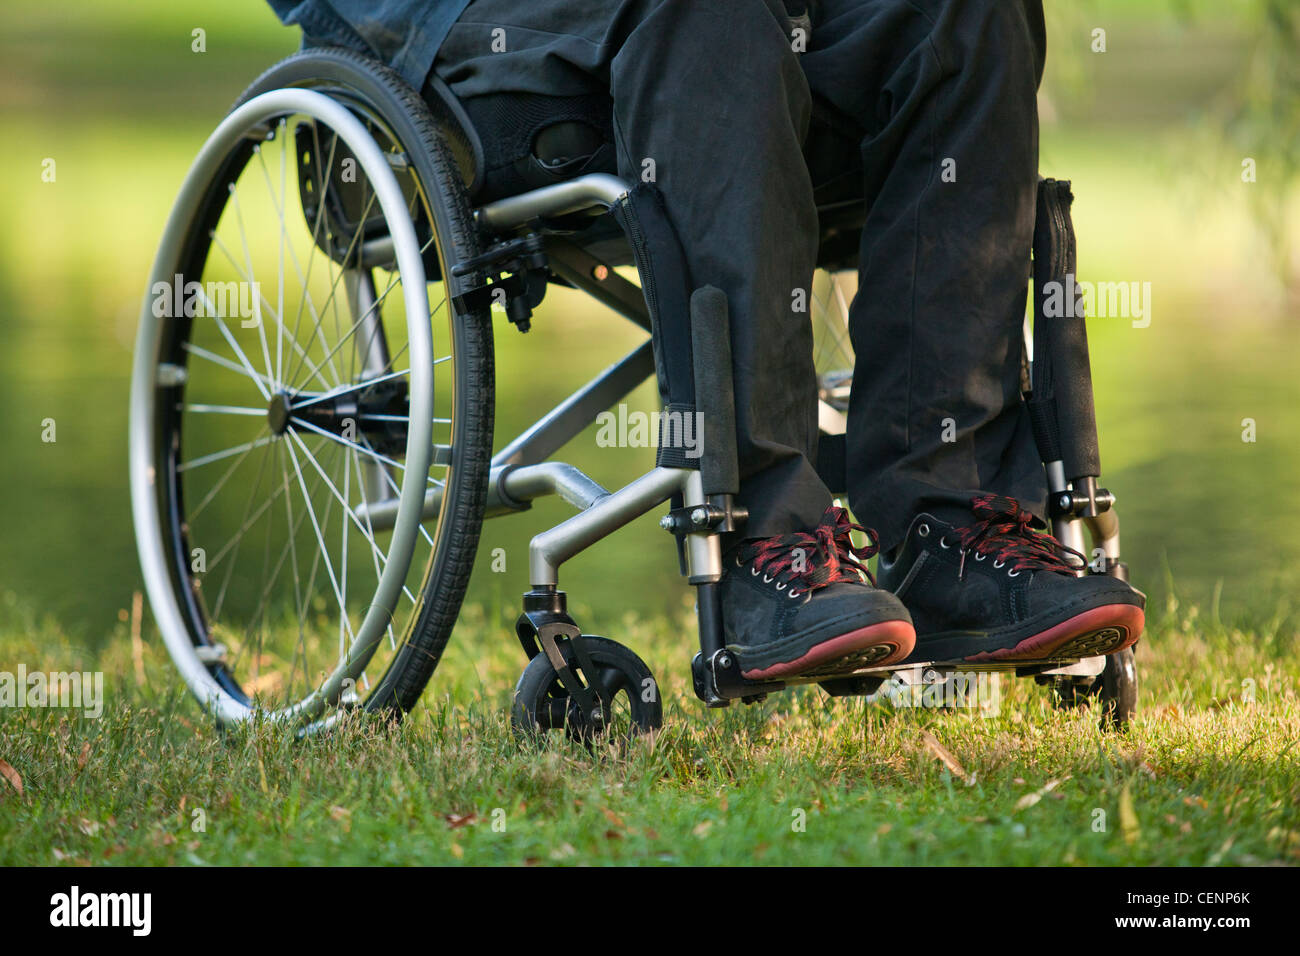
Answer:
[
  {"left": 267, "top": 392, "right": 292, "bottom": 435},
  {"left": 269, "top": 379, "right": 410, "bottom": 454}
]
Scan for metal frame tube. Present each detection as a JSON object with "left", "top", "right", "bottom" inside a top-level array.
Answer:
[
  {"left": 492, "top": 340, "right": 655, "bottom": 468},
  {"left": 476, "top": 173, "right": 630, "bottom": 233},
  {"left": 497, "top": 462, "right": 609, "bottom": 512},
  {"left": 528, "top": 467, "right": 691, "bottom": 587},
  {"left": 356, "top": 460, "right": 612, "bottom": 529},
  {"left": 682, "top": 470, "right": 723, "bottom": 584}
]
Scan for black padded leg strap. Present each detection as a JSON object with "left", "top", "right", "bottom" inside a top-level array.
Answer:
[
  {"left": 1028, "top": 178, "right": 1101, "bottom": 480},
  {"left": 613, "top": 183, "right": 699, "bottom": 469}
]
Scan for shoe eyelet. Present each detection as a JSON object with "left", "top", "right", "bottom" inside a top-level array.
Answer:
[
  {"left": 735, "top": 555, "right": 743, "bottom": 566},
  {"left": 751, "top": 567, "right": 759, "bottom": 576},
  {"left": 918, "top": 523, "right": 930, "bottom": 538},
  {"left": 975, "top": 552, "right": 987, "bottom": 561},
  {"left": 762, "top": 574, "right": 774, "bottom": 584},
  {"left": 1008, "top": 569, "right": 1021, "bottom": 578},
  {"left": 789, "top": 590, "right": 800, "bottom": 599},
  {"left": 775, "top": 581, "right": 786, "bottom": 591},
  {"left": 993, "top": 559, "right": 1005, "bottom": 569},
  {"left": 939, "top": 538, "right": 950, "bottom": 549}
]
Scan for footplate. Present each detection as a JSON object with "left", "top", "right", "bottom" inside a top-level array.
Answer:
[{"left": 691, "top": 648, "right": 1092, "bottom": 706}]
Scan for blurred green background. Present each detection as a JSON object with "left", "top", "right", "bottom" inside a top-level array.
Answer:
[{"left": 0, "top": 0, "right": 1296, "bottom": 651}]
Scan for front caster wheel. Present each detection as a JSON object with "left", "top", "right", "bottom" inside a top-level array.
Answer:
[
  {"left": 511, "top": 636, "right": 662, "bottom": 744},
  {"left": 1050, "top": 647, "right": 1138, "bottom": 729},
  {"left": 1096, "top": 646, "right": 1138, "bottom": 728}
]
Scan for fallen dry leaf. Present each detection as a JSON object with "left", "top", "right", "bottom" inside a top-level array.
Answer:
[
  {"left": 445, "top": 812, "right": 478, "bottom": 830},
  {"left": 1014, "top": 792, "right": 1042, "bottom": 812},
  {"left": 1119, "top": 784, "right": 1141, "bottom": 845},
  {"left": 1014, "top": 777, "right": 1070, "bottom": 813},
  {"left": 920, "top": 731, "right": 974, "bottom": 785},
  {"left": 0, "top": 759, "right": 22, "bottom": 797},
  {"left": 76, "top": 742, "right": 91, "bottom": 771},
  {"left": 600, "top": 806, "right": 626, "bottom": 830}
]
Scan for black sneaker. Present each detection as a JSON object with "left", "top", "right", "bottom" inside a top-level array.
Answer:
[
  {"left": 721, "top": 506, "right": 915, "bottom": 680},
  {"left": 877, "top": 495, "right": 1144, "bottom": 664}
]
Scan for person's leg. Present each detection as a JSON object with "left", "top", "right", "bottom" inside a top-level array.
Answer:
[
  {"left": 431, "top": 0, "right": 915, "bottom": 677},
  {"left": 801, "top": 0, "right": 1048, "bottom": 554},
  {"left": 433, "top": 0, "right": 831, "bottom": 539},
  {"left": 801, "top": 0, "right": 1144, "bottom": 663}
]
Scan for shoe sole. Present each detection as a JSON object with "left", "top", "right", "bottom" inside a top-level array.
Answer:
[
  {"left": 741, "top": 619, "right": 915, "bottom": 681},
  {"left": 961, "top": 604, "right": 1144, "bottom": 663}
]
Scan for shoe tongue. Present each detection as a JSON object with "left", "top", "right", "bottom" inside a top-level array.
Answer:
[{"left": 970, "top": 494, "right": 1025, "bottom": 523}]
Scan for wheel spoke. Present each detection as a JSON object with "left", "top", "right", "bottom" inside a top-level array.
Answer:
[
  {"left": 291, "top": 368, "right": 410, "bottom": 410},
  {"left": 289, "top": 416, "right": 407, "bottom": 472},
  {"left": 178, "top": 434, "right": 275, "bottom": 473},
  {"left": 287, "top": 429, "right": 406, "bottom": 578},
  {"left": 284, "top": 126, "right": 344, "bottom": 389},
  {"left": 188, "top": 425, "right": 271, "bottom": 521},
  {"left": 210, "top": 436, "right": 277, "bottom": 620},
  {"left": 253, "top": 137, "right": 341, "bottom": 391},
  {"left": 357, "top": 433, "right": 438, "bottom": 550},
  {"left": 347, "top": 441, "right": 412, "bottom": 630},
  {"left": 276, "top": 438, "right": 310, "bottom": 681},
  {"left": 284, "top": 431, "right": 356, "bottom": 650},
  {"left": 226, "top": 182, "right": 279, "bottom": 392},
  {"left": 181, "top": 403, "right": 267, "bottom": 417},
  {"left": 182, "top": 342, "right": 277, "bottom": 395}
]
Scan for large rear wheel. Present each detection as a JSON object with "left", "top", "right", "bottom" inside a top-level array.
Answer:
[{"left": 130, "top": 49, "right": 493, "bottom": 730}]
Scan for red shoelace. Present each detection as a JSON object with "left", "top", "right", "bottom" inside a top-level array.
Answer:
[
  {"left": 944, "top": 494, "right": 1087, "bottom": 578},
  {"left": 735, "top": 506, "right": 878, "bottom": 596}
]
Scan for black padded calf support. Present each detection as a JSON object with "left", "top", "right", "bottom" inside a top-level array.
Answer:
[
  {"left": 1028, "top": 178, "right": 1101, "bottom": 480},
  {"left": 613, "top": 184, "right": 700, "bottom": 469},
  {"left": 690, "top": 286, "right": 740, "bottom": 495}
]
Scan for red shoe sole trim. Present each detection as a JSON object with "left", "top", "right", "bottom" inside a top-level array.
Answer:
[
  {"left": 962, "top": 604, "right": 1145, "bottom": 663},
  {"left": 741, "top": 619, "right": 916, "bottom": 681}
]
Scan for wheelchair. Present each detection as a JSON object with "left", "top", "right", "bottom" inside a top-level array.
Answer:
[{"left": 129, "top": 48, "right": 1137, "bottom": 739}]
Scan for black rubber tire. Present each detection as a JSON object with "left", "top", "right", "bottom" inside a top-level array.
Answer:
[
  {"left": 1097, "top": 646, "right": 1138, "bottom": 728},
  {"left": 511, "top": 636, "right": 663, "bottom": 743},
  {"left": 1050, "top": 646, "right": 1138, "bottom": 728},
  {"left": 232, "top": 48, "right": 494, "bottom": 718}
]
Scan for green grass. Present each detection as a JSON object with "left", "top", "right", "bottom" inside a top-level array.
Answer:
[{"left": 1, "top": 589, "right": 1296, "bottom": 866}]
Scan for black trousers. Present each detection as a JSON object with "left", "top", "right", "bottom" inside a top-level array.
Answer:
[{"left": 434, "top": 0, "right": 1049, "bottom": 551}]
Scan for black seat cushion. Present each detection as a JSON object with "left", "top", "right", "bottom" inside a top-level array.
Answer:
[{"left": 459, "top": 91, "right": 619, "bottom": 203}]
